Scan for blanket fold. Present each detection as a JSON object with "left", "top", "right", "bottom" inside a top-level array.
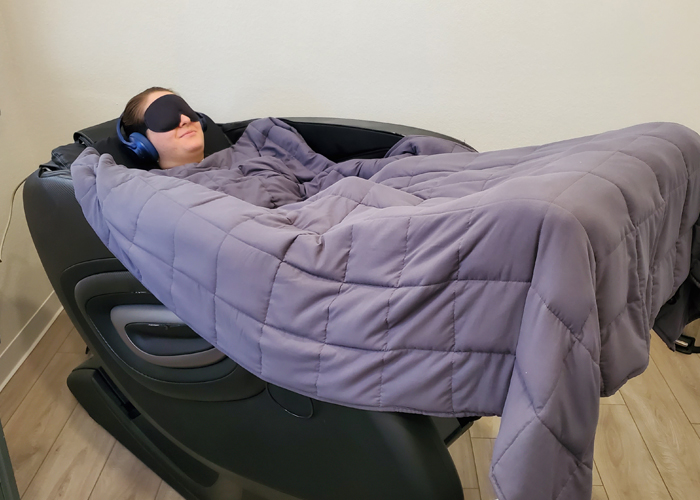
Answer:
[{"left": 71, "top": 117, "right": 700, "bottom": 500}]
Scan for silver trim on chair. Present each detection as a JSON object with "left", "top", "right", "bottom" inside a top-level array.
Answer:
[{"left": 110, "top": 304, "right": 226, "bottom": 368}]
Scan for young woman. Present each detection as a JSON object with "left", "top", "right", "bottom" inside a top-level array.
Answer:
[{"left": 119, "top": 87, "right": 206, "bottom": 169}]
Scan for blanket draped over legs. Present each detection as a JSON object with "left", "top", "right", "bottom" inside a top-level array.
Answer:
[{"left": 71, "top": 118, "right": 700, "bottom": 500}]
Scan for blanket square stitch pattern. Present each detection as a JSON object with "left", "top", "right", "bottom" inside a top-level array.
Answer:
[{"left": 71, "top": 118, "right": 700, "bottom": 500}]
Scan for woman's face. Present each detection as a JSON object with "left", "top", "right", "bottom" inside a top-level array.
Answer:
[{"left": 143, "top": 90, "right": 205, "bottom": 169}]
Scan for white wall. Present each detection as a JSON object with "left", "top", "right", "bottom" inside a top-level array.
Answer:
[
  {"left": 0, "top": 0, "right": 699, "bottom": 372},
  {"left": 0, "top": 6, "right": 62, "bottom": 385},
  {"left": 3, "top": 0, "right": 700, "bottom": 152}
]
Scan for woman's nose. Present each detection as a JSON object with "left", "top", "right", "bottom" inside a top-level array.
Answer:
[{"left": 179, "top": 114, "right": 192, "bottom": 126}]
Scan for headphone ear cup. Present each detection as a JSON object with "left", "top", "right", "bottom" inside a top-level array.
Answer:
[
  {"left": 127, "top": 132, "right": 159, "bottom": 162},
  {"left": 197, "top": 112, "right": 208, "bottom": 132},
  {"left": 117, "top": 116, "right": 159, "bottom": 163}
]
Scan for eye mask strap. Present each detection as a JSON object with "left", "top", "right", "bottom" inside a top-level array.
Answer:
[{"left": 144, "top": 94, "right": 201, "bottom": 133}]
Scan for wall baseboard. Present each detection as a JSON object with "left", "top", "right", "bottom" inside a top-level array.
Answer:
[{"left": 0, "top": 292, "right": 63, "bottom": 392}]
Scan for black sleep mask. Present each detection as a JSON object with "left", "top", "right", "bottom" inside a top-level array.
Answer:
[{"left": 144, "top": 94, "right": 201, "bottom": 133}]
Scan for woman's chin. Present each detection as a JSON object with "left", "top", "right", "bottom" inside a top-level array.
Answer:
[{"left": 183, "top": 135, "right": 205, "bottom": 152}]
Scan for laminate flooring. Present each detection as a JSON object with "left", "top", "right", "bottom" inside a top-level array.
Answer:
[{"left": 3, "top": 311, "right": 700, "bottom": 499}]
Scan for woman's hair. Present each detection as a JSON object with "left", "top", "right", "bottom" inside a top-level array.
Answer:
[{"left": 121, "top": 86, "right": 175, "bottom": 132}]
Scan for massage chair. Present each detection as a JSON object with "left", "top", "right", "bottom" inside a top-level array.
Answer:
[{"left": 23, "top": 117, "right": 480, "bottom": 500}]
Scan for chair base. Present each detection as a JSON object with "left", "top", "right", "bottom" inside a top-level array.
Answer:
[
  {"left": 68, "top": 356, "right": 470, "bottom": 500},
  {"left": 68, "top": 357, "right": 289, "bottom": 500}
]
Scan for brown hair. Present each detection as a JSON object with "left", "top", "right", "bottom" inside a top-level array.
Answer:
[{"left": 121, "top": 86, "right": 175, "bottom": 132}]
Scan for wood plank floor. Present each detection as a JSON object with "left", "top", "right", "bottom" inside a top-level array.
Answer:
[{"left": 3, "top": 311, "right": 700, "bottom": 499}]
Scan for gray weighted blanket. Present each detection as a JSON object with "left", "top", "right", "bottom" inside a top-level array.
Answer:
[{"left": 71, "top": 118, "right": 700, "bottom": 500}]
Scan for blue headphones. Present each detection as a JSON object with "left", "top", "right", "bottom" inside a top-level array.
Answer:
[
  {"left": 116, "top": 112, "right": 208, "bottom": 163},
  {"left": 116, "top": 117, "right": 159, "bottom": 162}
]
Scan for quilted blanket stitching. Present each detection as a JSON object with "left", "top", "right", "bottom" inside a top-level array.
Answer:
[
  {"left": 100, "top": 167, "right": 602, "bottom": 368},
  {"left": 489, "top": 412, "right": 538, "bottom": 499},
  {"left": 126, "top": 189, "right": 159, "bottom": 269},
  {"left": 493, "top": 357, "right": 594, "bottom": 487},
  {"left": 74, "top": 121, "right": 700, "bottom": 500},
  {"left": 530, "top": 286, "right": 598, "bottom": 366},
  {"left": 636, "top": 225, "right": 653, "bottom": 356},
  {"left": 489, "top": 281, "right": 598, "bottom": 497},
  {"left": 645, "top": 129, "right": 691, "bottom": 172},
  {"left": 259, "top": 233, "right": 300, "bottom": 379},
  {"left": 147, "top": 178, "right": 556, "bottom": 290},
  {"left": 89, "top": 193, "right": 527, "bottom": 357},
  {"left": 489, "top": 365, "right": 593, "bottom": 500},
  {"left": 450, "top": 237, "right": 462, "bottom": 414},
  {"left": 168, "top": 208, "right": 189, "bottom": 309},
  {"left": 466, "top": 133, "right": 622, "bottom": 194},
  {"left": 144, "top": 171, "right": 651, "bottom": 284},
  {"left": 553, "top": 462, "right": 586, "bottom": 500},
  {"left": 314, "top": 224, "right": 353, "bottom": 397},
  {"left": 379, "top": 216, "right": 411, "bottom": 407},
  {"left": 210, "top": 230, "right": 228, "bottom": 345}
]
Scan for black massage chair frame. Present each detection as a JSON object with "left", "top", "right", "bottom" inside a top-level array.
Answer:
[{"left": 24, "top": 117, "right": 479, "bottom": 500}]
